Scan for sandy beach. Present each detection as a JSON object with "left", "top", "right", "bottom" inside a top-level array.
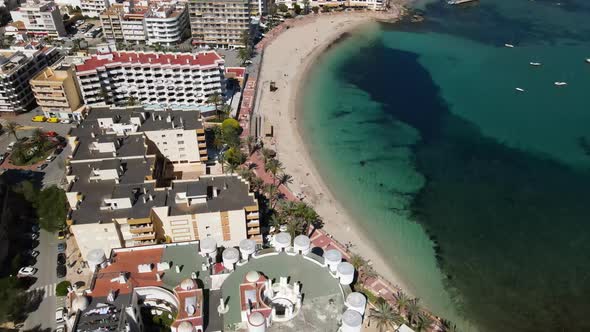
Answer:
[{"left": 255, "top": 10, "right": 411, "bottom": 293}]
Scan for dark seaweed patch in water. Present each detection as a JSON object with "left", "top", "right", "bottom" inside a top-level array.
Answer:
[{"left": 338, "top": 41, "right": 590, "bottom": 331}]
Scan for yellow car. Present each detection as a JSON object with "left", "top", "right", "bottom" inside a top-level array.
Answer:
[
  {"left": 32, "top": 115, "right": 46, "bottom": 122},
  {"left": 46, "top": 117, "right": 60, "bottom": 123}
]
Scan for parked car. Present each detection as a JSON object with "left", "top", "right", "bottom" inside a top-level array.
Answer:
[
  {"left": 7, "top": 141, "right": 16, "bottom": 151},
  {"left": 45, "top": 155, "right": 56, "bottom": 163},
  {"left": 57, "top": 230, "right": 66, "bottom": 240},
  {"left": 36, "top": 163, "right": 48, "bottom": 171},
  {"left": 43, "top": 131, "right": 58, "bottom": 137},
  {"left": 56, "top": 265, "right": 66, "bottom": 278},
  {"left": 32, "top": 115, "right": 46, "bottom": 122},
  {"left": 61, "top": 119, "right": 72, "bottom": 124},
  {"left": 17, "top": 266, "right": 37, "bottom": 278},
  {"left": 26, "top": 232, "right": 39, "bottom": 240},
  {"left": 31, "top": 224, "right": 39, "bottom": 232},
  {"left": 55, "top": 307, "right": 65, "bottom": 324},
  {"left": 0, "top": 153, "right": 6, "bottom": 164},
  {"left": 57, "top": 253, "right": 66, "bottom": 265},
  {"left": 47, "top": 117, "right": 60, "bottom": 123},
  {"left": 57, "top": 242, "right": 66, "bottom": 253},
  {"left": 24, "top": 249, "right": 39, "bottom": 258}
]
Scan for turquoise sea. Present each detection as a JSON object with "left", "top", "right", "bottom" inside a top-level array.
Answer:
[{"left": 300, "top": 0, "right": 590, "bottom": 331}]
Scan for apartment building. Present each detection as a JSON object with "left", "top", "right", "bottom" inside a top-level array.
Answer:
[
  {"left": 189, "top": 0, "right": 252, "bottom": 48},
  {"left": 75, "top": 51, "right": 225, "bottom": 108},
  {"left": 101, "top": 2, "right": 189, "bottom": 45},
  {"left": 65, "top": 107, "right": 260, "bottom": 260},
  {"left": 9, "top": 0, "right": 66, "bottom": 38},
  {"left": 81, "top": 0, "right": 110, "bottom": 18},
  {"left": 0, "top": 46, "right": 60, "bottom": 114},
  {"left": 29, "top": 64, "right": 85, "bottom": 120}
]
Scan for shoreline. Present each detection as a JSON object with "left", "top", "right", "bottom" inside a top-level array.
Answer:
[{"left": 256, "top": 11, "right": 413, "bottom": 295}]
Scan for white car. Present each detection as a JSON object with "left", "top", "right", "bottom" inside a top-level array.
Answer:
[
  {"left": 61, "top": 119, "right": 72, "bottom": 124},
  {"left": 30, "top": 233, "right": 39, "bottom": 240},
  {"left": 7, "top": 141, "right": 16, "bottom": 151},
  {"left": 45, "top": 155, "right": 56, "bottom": 162},
  {"left": 17, "top": 266, "right": 37, "bottom": 278},
  {"left": 55, "top": 324, "right": 66, "bottom": 332},
  {"left": 55, "top": 307, "right": 65, "bottom": 324}
]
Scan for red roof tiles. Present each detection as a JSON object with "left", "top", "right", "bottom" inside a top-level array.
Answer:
[{"left": 76, "top": 51, "right": 224, "bottom": 73}]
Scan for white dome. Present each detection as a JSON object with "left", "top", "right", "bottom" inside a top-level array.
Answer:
[
  {"left": 248, "top": 311, "right": 266, "bottom": 326},
  {"left": 337, "top": 262, "right": 354, "bottom": 275},
  {"left": 341, "top": 309, "right": 362, "bottom": 327},
  {"left": 239, "top": 238, "right": 256, "bottom": 254},
  {"left": 323, "top": 249, "right": 342, "bottom": 264},
  {"left": 200, "top": 238, "right": 217, "bottom": 254},
  {"left": 177, "top": 321, "right": 194, "bottom": 332},
  {"left": 180, "top": 278, "right": 196, "bottom": 291},
  {"left": 222, "top": 247, "right": 240, "bottom": 262},
  {"left": 293, "top": 235, "right": 311, "bottom": 250},
  {"left": 346, "top": 292, "right": 366, "bottom": 308},
  {"left": 72, "top": 295, "right": 89, "bottom": 311},
  {"left": 274, "top": 232, "right": 291, "bottom": 247},
  {"left": 245, "top": 271, "right": 260, "bottom": 283}
]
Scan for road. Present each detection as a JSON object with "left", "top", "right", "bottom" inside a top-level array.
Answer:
[{"left": 23, "top": 229, "right": 65, "bottom": 331}]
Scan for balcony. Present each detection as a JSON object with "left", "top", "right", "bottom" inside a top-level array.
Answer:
[
  {"left": 131, "top": 232, "right": 156, "bottom": 241},
  {"left": 130, "top": 225, "right": 154, "bottom": 234},
  {"left": 247, "top": 228, "right": 260, "bottom": 236},
  {"left": 246, "top": 212, "right": 259, "bottom": 220}
]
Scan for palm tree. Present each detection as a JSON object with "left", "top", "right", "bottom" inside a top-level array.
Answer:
[
  {"left": 413, "top": 313, "right": 434, "bottom": 332},
  {"left": 264, "top": 158, "right": 283, "bottom": 184},
  {"left": 6, "top": 122, "right": 21, "bottom": 140},
  {"left": 361, "top": 267, "right": 378, "bottom": 283},
  {"left": 276, "top": 173, "right": 293, "bottom": 187},
  {"left": 370, "top": 301, "right": 405, "bottom": 332},
  {"left": 250, "top": 177, "right": 264, "bottom": 192},
  {"left": 220, "top": 104, "right": 232, "bottom": 120},
  {"left": 269, "top": 214, "right": 282, "bottom": 234},
  {"left": 224, "top": 159, "right": 239, "bottom": 174},
  {"left": 285, "top": 218, "right": 302, "bottom": 240},
  {"left": 263, "top": 183, "right": 281, "bottom": 209},
  {"left": 349, "top": 254, "right": 365, "bottom": 270},
  {"left": 126, "top": 96, "right": 138, "bottom": 106},
  {"left": 31, "top": 128, "right": 46, "bottom": 151},
  {"left": 261, "top": 148, "right": 275, "bottom": 163},
  {"left": 207, "top": 92, "right": 224, "bottom": 119},
  {"left": 394, "top": 291, "right": 411, "bottom": 315},
  {"left": 244, "top": 136, "right": 256, "bottom": 156},
  {"left": 406, "top": 298, "right": 422, "bottom": 327}
]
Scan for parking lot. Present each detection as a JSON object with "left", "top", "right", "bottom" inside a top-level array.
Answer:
[{"left": 0, "top": 110, "right": 75, "bottom": 188}]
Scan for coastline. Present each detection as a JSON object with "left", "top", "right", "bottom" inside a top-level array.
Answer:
[{"left": 255, "top": 11, "right": 413, "bottom": 295}]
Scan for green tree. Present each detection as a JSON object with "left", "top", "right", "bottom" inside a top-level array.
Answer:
[
  {"left": 126, "top": 96, "right": 138, "bottom": 106},
  {"left": 264, "top": 158, "right": 283, "bottom": 184},
  {"left": 31, "top": 128, "right": 47, "bottom": 151},
  {"left": 349, "top": 254, "right": 365, "bottom": 270},
  {"left": 278, "top": 3, "right": 289, "bottom": 12},
  {"left": 220, "top": 104, "right": 233, "bottom": 120},
  {"left": 263, "top": 183, "right": 281, "bottom": 209},
  {"left": 224, "top": 147, "right": 246, "bottom": 171},
  {"left": 244, "top": 136, "right": 257, "bottom": 156},
  {"left": 238, "top": 46, "right": 253, "bottom": 65},
  {"left": 278, "top": 200, "right": 322, "bottom": 234},
  {"left": 293, "top": 3, "right": 302, "bottom": 15},
  {"left": 406, "top": 298, "right": 422, "bottom": 327},
  {"left": 6, "top": 121, "right": 20, "bottom": 141},
  {"left": 312, "top": 6, "right": 319, "bottom": 14},
  {"left": 55, "top": 281, "right": 71, "bottom": 296},
  {"left": 394, "top": 291, "right": 411, "bottom": 315},
  {"left": 36, "top": 186, "right": 67, "bottom": 232},
  {"left": 369, "top": 301, "right": 405, "bottom": 332}
]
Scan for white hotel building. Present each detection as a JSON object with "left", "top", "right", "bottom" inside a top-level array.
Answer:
[{"left": 75, "top": 51, "right": 225, "bottom": 108}]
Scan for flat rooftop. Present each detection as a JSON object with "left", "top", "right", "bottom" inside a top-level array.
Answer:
[{"left": 84, "top": 106, "right": 204, "bottom": 132}]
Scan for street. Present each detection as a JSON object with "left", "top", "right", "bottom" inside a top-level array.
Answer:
[{"left": 23, "top": 229, "right": 65, "bottom": 331}]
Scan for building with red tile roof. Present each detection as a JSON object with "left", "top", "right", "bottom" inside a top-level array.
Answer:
[{"left": 75, "top": 50, "right": 225, "bottom": 108}]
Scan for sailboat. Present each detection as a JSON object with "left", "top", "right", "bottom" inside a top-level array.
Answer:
[
  {"left": 529, "top": 62, "right": 542, "bottom": 66},
  {"left": 554, "top": 82, "right": 567, "bottom": 86},
  {"left": 515, "top": 88, "right": 525, "bottom": 92},
  {"left": 505, "top": 43, "right": 515, "bottom": 48}
]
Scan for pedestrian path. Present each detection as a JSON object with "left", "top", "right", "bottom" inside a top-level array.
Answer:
[{"left": 29, "top": 283, "right": 57, "bottom": 299}]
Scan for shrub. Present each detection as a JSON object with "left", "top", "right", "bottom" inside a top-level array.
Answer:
[{"left": 55, "top": 281, "right": 71, "bottom": 297}]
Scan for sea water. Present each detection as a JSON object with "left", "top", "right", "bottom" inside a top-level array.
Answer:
[{"left": 300, "top": 0, "right": 590, "bottom": 331}]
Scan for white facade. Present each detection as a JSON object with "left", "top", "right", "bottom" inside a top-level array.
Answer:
[
  {"left": 75, "top": 51, "right": 225, "bottom": 108},
  {"left": 144, "top": 6, "right": 189, "bottom": 45},
  {"left": 10, "top": 0, "right": 67, "bottom": 37},
  {"left": 81, "top": 0, "right": 109, "bottom": 17},
  {"left": 70, "top": 222, "right": 123, "bottom": 260},
  {"left": 0, "top": 46, "right": 60, "bottom": 113}
]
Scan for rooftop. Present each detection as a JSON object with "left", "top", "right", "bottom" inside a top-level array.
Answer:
[
  {"left": 83, "top": 106, "right": 205, "bottom": 132},
  {"left": 76, "top": 242, "right": 350, "bottom": 332},
  {"left": 76, "top": 51, "right": 224, "bottom": 73}
]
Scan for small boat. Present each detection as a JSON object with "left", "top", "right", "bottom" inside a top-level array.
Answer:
[
  {"left": 586, "top": 58, "right": 590, "bottom": 63},
  {"left": 529, "top": 62, "right": 542, "bottom": 66},
  {"left": 515, "top": 88, "right": 525, "bottom": 92},
  {"left": 554, "top": 82, "right": 567, "bottom": 86},
  {"left": 505, "top": 43, "right": 515, "bottom": 48},
  {"left": 448, "top": 0, "right": 477, "bottom": 4}
]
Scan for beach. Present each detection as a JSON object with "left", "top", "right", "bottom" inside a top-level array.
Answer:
[{"left": 255, "top": 10, "right": 410, "bottom": 293}]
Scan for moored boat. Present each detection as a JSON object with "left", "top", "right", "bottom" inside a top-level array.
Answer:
[
  {"left": 529, "top": 62, "right": 542, "bottom": 66},
  {"left": 554, "top": 82, "right": 567, "bottom": 86},
  {"left": 505, "top": 43, "right": 515, "bottom": 48}
]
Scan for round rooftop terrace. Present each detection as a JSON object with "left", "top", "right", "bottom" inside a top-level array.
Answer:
[{"left": 221, "top": 252, "right": 348, "bottom": 331}]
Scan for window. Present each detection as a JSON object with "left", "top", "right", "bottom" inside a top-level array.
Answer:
[
  {"left": 179, "top": 148, "right": 185, "bottom": 152},
  {"left": 161, "top": 134, "right": 166, "bottom": 137},
  {"left": 163, "top": 142, "right": 168, "bottom": 145},
  {"left": 176, "top": 134, "right": 183, "bottom": 137},
  {"left": 177, "top": 141, "right": 184, "bottom": 145}
]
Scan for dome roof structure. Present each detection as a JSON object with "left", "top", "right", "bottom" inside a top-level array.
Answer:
[
  {"left": 245, "top": 270, "right": 261, "bottom": 283},
  {"left": 72, "top": 295, "right": 90, "bottom": 312},
  {"left": 177, "top": 321, "right": 194, "bottom": 332},
  {"left": 180, "top": 278, "right": 197, "bottom": 291}
]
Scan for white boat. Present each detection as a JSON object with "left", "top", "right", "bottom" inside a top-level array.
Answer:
[
  {"left": 554, "top": 82, "right": 567, "bottom": 86},
  {"left": 448, "top": 0, "right": 477, "bottom": 4},
  {"left": 505, "top": 43, "right": 515, "bottom": 48},
  {"left": 515, "top": 88, "right": 525, "bottom": 92},
  {"left": 586, "top": 58, "right": 590, "bottom": 63},
  {"left": 529, "top": 62, "right": 542, "bottom": 66}
]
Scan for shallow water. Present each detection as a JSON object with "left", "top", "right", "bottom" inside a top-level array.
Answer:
[{"left": 300, "top": 0, "right": 590, "bottom": 330}]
